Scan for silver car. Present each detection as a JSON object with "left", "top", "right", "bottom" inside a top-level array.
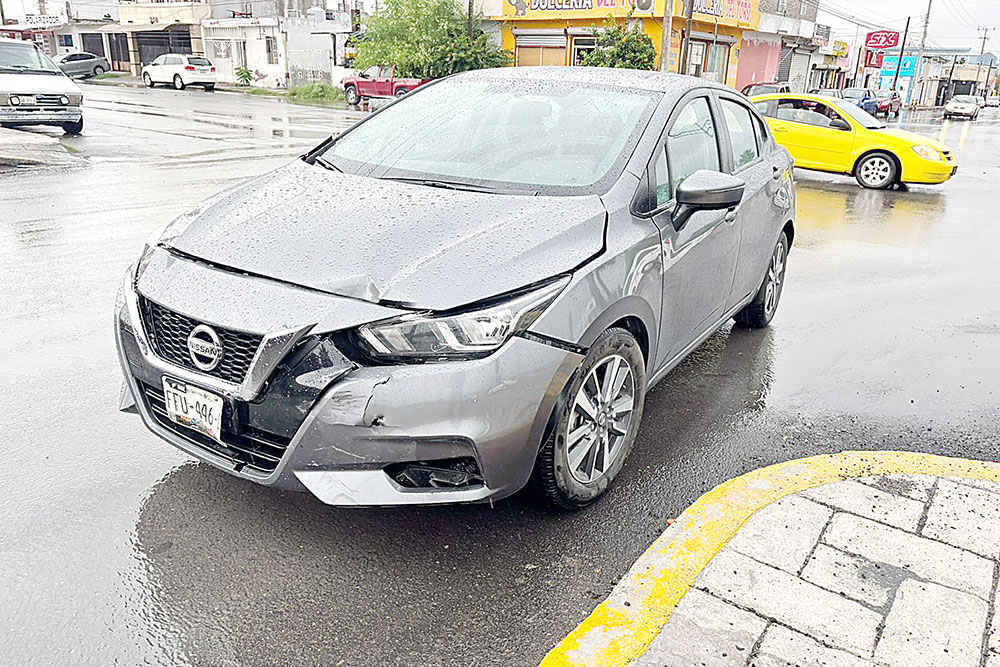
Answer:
[
  {"left": 115, "top": 67, "right": 795, "bottom": 508},
  {"left": 53, "top": 52, "right": 110, "bottom": 78}
]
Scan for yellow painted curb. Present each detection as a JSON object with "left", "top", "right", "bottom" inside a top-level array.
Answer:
[{"left": 540, "top": 450, "right": 1000, "bottom": 667}]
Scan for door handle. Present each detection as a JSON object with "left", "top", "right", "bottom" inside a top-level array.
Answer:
[{"left": 772, "top": 127, "right": 788, "bottom": 133}]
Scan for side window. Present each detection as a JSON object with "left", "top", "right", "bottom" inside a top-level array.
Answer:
[
  {"left": 652, "top": 149, "right": 670, "bottom": 208},
  {"left": 753, "top": 100, "right": 772, "bottom": 117},
  {"left": 720, "top": 98, "right": 760, "bottom": 170},
  {"left": 363, "top": 65, "right": 379, "bottom": 77},
  {"left": 752, "top": 113, "right": 769, "bottom": 149},
  {"left": 666, "top": 97, "right": 720, "bottom": 199},
  {"left": 775, "top": 98, "right": 843, "bottom": 128},
  {"left": 152, "top": 56, "right": 165, "bottom": 66}
]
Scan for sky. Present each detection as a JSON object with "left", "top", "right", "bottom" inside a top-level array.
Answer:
[{"left": 818, "top": 0, "right": 1000, "bottom": 57}]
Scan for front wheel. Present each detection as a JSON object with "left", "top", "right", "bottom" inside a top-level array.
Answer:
[
  {"left": 61, "top": 118, "right": 83, "bottom": 135},
  {"left": 735, "top": 231, "right": 789, "bottom": 329},
  {"left": 173, "top": 74, "right": 185, "bottom": 90},
  {"left": 344, "top": 85, "right": 359, "bottom": 105},
  {"left": 855, "top": 152, "right": 897, "bottom": 189},
  {"left": 143, "top": 72, "right": 154, "bottom": 88},
  {"left": 532, "top": 328, "right": 646, "bottom": 510},
  {"left": 92, "top": 65, "right": 105, "bottom": 77}
]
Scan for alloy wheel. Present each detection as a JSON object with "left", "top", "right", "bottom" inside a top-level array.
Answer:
[
  {"left": 565, "top": 355, "right": 636, "bottom": 483},
  {"left": 859, "top": 157, "right": 892, "bottom": 187},
  {"left": 764, "top": 241, "right": 785, "bottom": 316}
]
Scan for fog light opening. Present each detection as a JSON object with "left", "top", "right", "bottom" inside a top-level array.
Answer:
[{"left": 385, "top": 457, "right": 484, "bottom": 489}]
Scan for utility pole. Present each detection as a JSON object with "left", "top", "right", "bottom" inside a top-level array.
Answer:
[
  {"left": 912, "top": 0, "right": 932, "bottom": 106},
  {"left": 659, "top": 0, "right": 674, "bottom": 71},
  {"left": 892, "top": 17, "right": 910, "bottom": 91},
  {"left": 975, "top": 27, "right": 994, "bottom": 96},
  {"left": 680, "top": 0, "right": 693, "bottom": 76},
  {"left": 0, "top": 0, "right": 6, "bottom": 27},
  {"left": 942, "top": 54, "right": 958, "bottom": 104}
]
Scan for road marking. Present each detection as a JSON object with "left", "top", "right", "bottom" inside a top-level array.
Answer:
[{"left": 539, "top": 451, "right": 1000, "bottom": 667}]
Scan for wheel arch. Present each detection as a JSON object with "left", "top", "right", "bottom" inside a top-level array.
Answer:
[
  {"left": 853, "top": 148, "right": 901, "bottom": 180},
  {"left": 575, "top": 296, "right": 656, "bottom": 370},
  {"left": 782, "top": 219, "right": 795, "bottom": 248}
]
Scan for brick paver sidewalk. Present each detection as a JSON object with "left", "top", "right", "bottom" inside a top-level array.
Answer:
[{"left": 637, "top": 475, "right": 1000, "bottom": 667}]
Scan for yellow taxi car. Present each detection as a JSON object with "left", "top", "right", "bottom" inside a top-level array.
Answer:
[{"left": 750, "top": 92, "right": 956, "bottom": 189}]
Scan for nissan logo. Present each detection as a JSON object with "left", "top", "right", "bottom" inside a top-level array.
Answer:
[{"left": 187, "top": 324, "right": 224, "bottom": 372}]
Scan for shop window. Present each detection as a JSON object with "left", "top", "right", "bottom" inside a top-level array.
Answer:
[
  {"left": 571, "top": 37, "right": 596, "bottom": 66},
  {"left": 516, "top": 47, "right": 566, "bottom": 67},
  {"left": 666, "top": 97, "right": 719, "bottom": 198},
  {"left": 720, "top": 99, "right": 759, "bottom": 170},
  {"left": 265, "top": 36, "right": 278, "bottom": 65},
  {"left": 685, "top": 42, "right": 729, "bottom": 82},
  {"left": 58, "top": 34, "right": 73, "bottom": 47}
]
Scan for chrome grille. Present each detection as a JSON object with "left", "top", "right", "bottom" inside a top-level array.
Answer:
[{"left": 139, "top": 296, "right": 263, "bottom": 384}]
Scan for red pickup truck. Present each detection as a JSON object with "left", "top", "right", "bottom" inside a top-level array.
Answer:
[{"left": 343, "top": 66, "right": 432, "bottom": 105}]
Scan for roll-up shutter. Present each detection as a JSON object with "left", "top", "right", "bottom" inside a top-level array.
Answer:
[
  {"left": 789, "top": 51, "right": 810, "bottom": 92},
  {"left": 777, "top": 45, "right": 793, "bottom": 82}
]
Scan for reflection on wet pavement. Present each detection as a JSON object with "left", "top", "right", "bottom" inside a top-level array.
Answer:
[{"left": 2, "top": 90, "right": 999, "bottom": 666}]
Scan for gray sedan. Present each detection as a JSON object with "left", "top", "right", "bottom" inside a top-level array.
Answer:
[
  {"left": 115, "top": 67, "right": 796, "bottom": 508},
  {"left": 53, "top": 52, "right": 110, "bottom": 78}
]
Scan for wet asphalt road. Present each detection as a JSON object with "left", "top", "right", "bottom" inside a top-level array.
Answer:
[{"left": 2, "top": 84, "right": 999, "bottom": 667}]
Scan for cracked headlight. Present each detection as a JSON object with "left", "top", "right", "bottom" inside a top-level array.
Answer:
[
  {"left": 356, "top": 277, "right": 569, "bottom": 361},
  {"left": 911, "top": 145, "right": 942, "bottom": 162}
]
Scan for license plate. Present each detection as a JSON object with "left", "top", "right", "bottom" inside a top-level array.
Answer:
[{"left": 161, "top": 377, "right": 224, "bottom": 442}]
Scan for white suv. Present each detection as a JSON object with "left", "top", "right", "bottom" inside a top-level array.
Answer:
[{"left": 142, "top": 54, "right": 216, "bottom": 91}]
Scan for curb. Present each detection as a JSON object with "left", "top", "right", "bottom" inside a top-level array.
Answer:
[{"left": 540, "top": 451, "right": 1000, "bottom": 667}]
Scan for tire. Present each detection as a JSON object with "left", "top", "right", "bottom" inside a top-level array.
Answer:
[
  {"left": 855, "top": 151, "right": 897, "bottom": 189},
  {"left": 532, "top": 328, "right": 647, "bottom": 510},
  {"left": 61, "top": 118, "right": 83, "bottom": 135},
  {"left": 93, "top": 65, "right": 105, "bottom": 77},
  {"left": 204, "top": 84, "right": 215, "bottom": 92},
  {"left": 173, "top": 74, "right": 185, "bottom": 90},
  {"left": 734, "top": 231, "right": 789, "bottom": 329},
  {"left": 344, "top": 85, "right": 359, "bottom": 105},
  {"left": 143, "top": 72, "right": 154, "bottom": 88},
  {"left": 394, "top": 87, "right": 409, "bottom": 97}
]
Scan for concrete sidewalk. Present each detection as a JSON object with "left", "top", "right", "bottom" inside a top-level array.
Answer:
[
  {"left": 0, "top": 127, "right": 78, "bottom": 167},
  {"left": 640, "top": 474, "right": 1000, "bottom": 667},
  {"left": 541, "top": 452, "right": 1000, "bottom": 667}
]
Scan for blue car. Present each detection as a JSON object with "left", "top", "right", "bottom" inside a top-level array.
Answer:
[{"left": 842, "top": 87, "right": 879, "bottom": 115}]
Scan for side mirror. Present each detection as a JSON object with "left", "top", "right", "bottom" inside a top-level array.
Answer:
[
  {"left": 829, "top": 118, "right": 851, "bottom": 131},
  {"left": 672, "top": 170, "right": 745, "bottom": 232},
  {"left": 359, "top": 71, "right": 370, "bottom": 78}
]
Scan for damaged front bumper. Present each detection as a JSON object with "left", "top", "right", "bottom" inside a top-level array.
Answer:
[{"left": 115, "top": 253, "right": 581, "bottom": 506}]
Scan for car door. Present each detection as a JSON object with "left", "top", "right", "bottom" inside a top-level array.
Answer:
[
  {"left": 717, "top": 93, "right": 780, "bottom": 308},
  {"left": 375, "top": 66, "right": 394, "bottom": 96},
  {"left": 147, "top": 55, "right": 165, "bottom": 82},
  {"left": 770, "top": 97, "right": 855, "bottom": 172},
  {"left": 64, "top": 54, "right": 85, "bottom": 76},
  {"left": 644, "top": 93, "right": 741, "bottom": 368}
]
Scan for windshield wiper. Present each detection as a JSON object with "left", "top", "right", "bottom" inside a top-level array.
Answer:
[
  {"left": 315, "top": 155, "right": 342, "bottom": 172},
  {"left": 0, "top": 65, "right": 58, "bottom": 74},
  {"left": 382, "top": 176, "right": 537, "bottom": 196}
]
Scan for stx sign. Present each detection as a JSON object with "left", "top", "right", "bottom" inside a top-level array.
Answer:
[{"left": 865, "top": 31, "right": 900, "bottom": 49}]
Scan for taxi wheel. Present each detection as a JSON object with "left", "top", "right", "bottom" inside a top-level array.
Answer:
[{"left": 855, "top": 152, "right": 897, "bottom": 190}]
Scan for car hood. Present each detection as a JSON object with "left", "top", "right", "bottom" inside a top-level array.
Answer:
[
  {"left": 162, "top": 160, "right": 607, "bottom": 310},
  {"left": 875, "top": 128, "right": 951, "bottom": 152},
  {"left": 0, "top": 72, "right": 81, "bottom": 95}
]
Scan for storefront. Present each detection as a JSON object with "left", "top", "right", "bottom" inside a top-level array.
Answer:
[{"left": 490, "top": 0, "right": 759, "bottom": 89}]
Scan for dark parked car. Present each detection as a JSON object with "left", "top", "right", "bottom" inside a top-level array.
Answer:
[
  {"left": 875, "top": 89, "right": 902, "bottom": 118},
  {"left": 52, "top": 52, "right": 110, "bottom": 78},
  {"left": 842, "top": 87, "right": 879, "bottom": 115},
  {"left": 116, "top": 68, "right": 796, "bottom": 509}
]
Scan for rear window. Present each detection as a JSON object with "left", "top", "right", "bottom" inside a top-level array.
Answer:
[{"left": 187, "top": 57, "right": 212, "bottom": 66}]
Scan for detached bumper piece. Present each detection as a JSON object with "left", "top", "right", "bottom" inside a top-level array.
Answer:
[{"left": 385, "top": 457, "right": 485, "bottom": 489}]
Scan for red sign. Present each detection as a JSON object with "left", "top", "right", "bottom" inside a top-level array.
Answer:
[
  {"left": 865, "top": 31, "right": 900, "bottom": 49},
  {"left": 865, "top": 50, "right": 885, "bottom": 68}
]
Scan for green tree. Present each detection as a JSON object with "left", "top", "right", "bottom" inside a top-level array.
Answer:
[
  {"left": 354, "top": 0, "right": 510, "bottom": 79},
  {"left": 580, "top": 16, "right": 658, "bottom": 70}
]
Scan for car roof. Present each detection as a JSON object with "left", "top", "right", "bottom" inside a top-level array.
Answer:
[
  {"left": 449, "top": 66, "right": 732, "bottom": 95},
  {"left": 751, "top": 92, "right": 849, "bottom": 105}
]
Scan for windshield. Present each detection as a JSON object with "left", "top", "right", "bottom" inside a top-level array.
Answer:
[
  {"left": 842, "top": 88, "right": 865, "bottom": 99},
  {"left": 836, "top": 99, "right": 885, "bottom": 129},
  {"left": 953, "top": 95, "right": 976, "bottom": 103},
  {"left": 0, "top": 41, "right": 61, "bottom": 74},
  {"left": 317, "top": 76, "right": 657, "bottom": 193}
]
